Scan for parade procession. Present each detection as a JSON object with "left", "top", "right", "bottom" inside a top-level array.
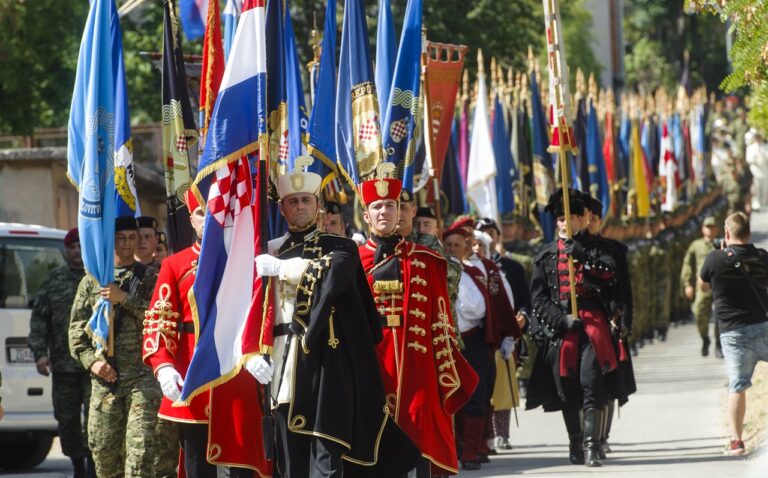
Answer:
[{"left": 5, "top": 0, "right": 768, "bottom": 477}]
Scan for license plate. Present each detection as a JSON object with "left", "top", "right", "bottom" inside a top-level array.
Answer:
[{"left": 8, "top": 346, "right": 35, "bottom": 363}]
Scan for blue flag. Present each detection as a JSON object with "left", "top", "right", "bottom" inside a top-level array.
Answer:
[
  {"left": 335, "top": 0, "right": 383, "bottom": 186},
  {"left": 67, "top": 0, "right": 125, "bottom": 352},
  {"left": 530, "top": 71, "right": 555, "bottom": 242},
  {"left": 492, "top": 95, "right": 515, "bottom": 215},
  {"left": 441, "top": 119, "right": 468, "bottom": 215},
  {"left": 375, "top": 0, "right": 396, "bottom": 118},
  {"left": 586, "top": 99, "right": 610, "bottom": 216},
  {"left": 222, "top": 0, "right": 240, "bottom": 61},
  {"left": 381, "top": 0, "right": 422, "bottom": 192},
  {"left": 179, "top": 0, "right": 207, "bottom": 41},
  {"left": 307, "top": 0, "right": 339, "bottom": 187}
]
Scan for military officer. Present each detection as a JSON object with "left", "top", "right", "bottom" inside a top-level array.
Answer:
[
  {"left": 29, "top": 228, "right": 92, "bottom": 477},
  {"left": 358, "top": 165, "right": 479, "bottom": 477},
  {"left": 681, "top": 216, "right": 722, "bottom": 357},
  {"left": 322, "top": 201, "right": 347, "bottom": 236},
  {"left": 69, "top": 216, "right": 161, "bottom": 478},
  {"left": 246, "top": 157, "right": 419, "bottom": 478},
  {"left": 526, "top": 189, "right": 623, "bottom": 468}
]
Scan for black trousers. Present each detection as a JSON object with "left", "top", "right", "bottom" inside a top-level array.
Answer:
[
  {"left": 560, "top": 331, "right": 607, "bottom": 412},
  {"left": 274, "top": 404, "right": 345, "bottom": 478},
  {"left": 460, "top": 330, "right": 494, "bottom": 416},
  {"left": 179, "top": 423, "right": 254, "bottom": 478}
]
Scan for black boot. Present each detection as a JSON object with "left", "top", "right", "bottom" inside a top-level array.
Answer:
[
  {"left": 584, "top": 408, "right": 603, "bottom": 467},
  {"left": 86, "top": 454, "right": 97, "bottom": 478},
  {"left": 702, "top": 336, "right": 711, "bottom": 357},
  {"left": 602, "top": 401, "right": 615, "bottom": 455},
  {"left": 562, "top": 410, "right": 584, "bottom": 465},
  {"left": 71, "top": 457, "right": 86, "bottom": 478}
]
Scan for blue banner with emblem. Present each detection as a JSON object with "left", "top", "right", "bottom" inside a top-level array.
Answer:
[
  {"left": 335, "top": 0, "right": 383, "bottom": 186},
  {"left": 67, "top": 0, "right": 123, "bottom": 352},
  {"left": 380, "top": 0, "right": 422, "bottom": 193}
]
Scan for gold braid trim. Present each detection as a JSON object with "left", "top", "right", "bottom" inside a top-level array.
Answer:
[
  {"left": 373, "top": 280, "right": 403, "bottom": 294},
  {"left": 142, "top": 284, "right": 180, "bottom": 357}
]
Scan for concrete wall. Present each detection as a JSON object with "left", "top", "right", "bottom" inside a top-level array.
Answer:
[{"left": 584, "top": 0, "right": 625, "bottom": 90}]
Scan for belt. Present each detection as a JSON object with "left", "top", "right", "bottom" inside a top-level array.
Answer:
[
  {"left": 461, "top": 326, "right": 482, "bottom": 339},
  {"left": 274, "top": 323, "right": 291, "bottom": 337},
  {"left": 180, "top": 322, "right": 195, "bottom": 334}
]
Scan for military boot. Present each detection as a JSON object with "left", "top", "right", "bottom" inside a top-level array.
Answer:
[
  {"left": 584, "top": 408, "right": 604, "bottom": 467},
  {"left": 562, "top": 410, "right": 584, "bottom": 465},
  {"left": 71, "top": 457, "right": 86, "bottom": 478}
]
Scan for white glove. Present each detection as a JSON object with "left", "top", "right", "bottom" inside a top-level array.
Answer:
[
  {"left": 156, "top": 366, "right": 184, "bottom": 401},
  {"left": 500, "top": 337, "right": 515, "bottom": 360},
  {"left": 255, "top": 254, "right": 285, "bottom": 278},
  {"left": 245, "top": 355, "right": 274, "bottom": 385}
]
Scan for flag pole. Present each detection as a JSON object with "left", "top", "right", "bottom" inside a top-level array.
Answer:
[{"left": 543, "top": 0, "right": 578, "bottom": 320}]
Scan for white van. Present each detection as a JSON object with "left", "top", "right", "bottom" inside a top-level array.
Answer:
[{"left": 0, "top": 222, "right": 67, "bottom": 470}]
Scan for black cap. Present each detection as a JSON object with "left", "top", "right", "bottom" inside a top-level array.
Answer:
[
  {"left": 157, "top": 231, "right": 168, "bottom": 244},
  {"left": 582, "top": 193, "right": 603, "bottom": 218},
  {"left": 115, "top": 216, "right": 138, "bottom": 232},
  {"left": 475, "top": 217, "right": 500, "bottom": 234},
  {"left": 324, "top": 201, "right": 342, "bottom": 215},
  {"left": 544, "top": 188, "right": 585, "bottom": 217},
  {"left": 136, "top": 216, "right": 158, "bottom": 230},
  {"left": 399, "top": 189, "right": 414, "bottom": 203},
  {"left": 415, "top": 206, "right": 437, "bottom": 219}
]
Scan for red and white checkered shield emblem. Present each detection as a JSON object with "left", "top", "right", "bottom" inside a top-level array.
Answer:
[{"left": 207, "top": 158, "right": 253, "bottom": 228}]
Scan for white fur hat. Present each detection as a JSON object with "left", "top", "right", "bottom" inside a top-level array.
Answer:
[{"left": 277, "top": 155, "right": 322, "bottom": 199}]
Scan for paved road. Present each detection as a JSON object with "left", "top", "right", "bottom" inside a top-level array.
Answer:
[{"left": 5, "top": 212, "right": 768, "bottom": 477}]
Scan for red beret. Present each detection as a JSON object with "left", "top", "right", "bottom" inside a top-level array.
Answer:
[
  {"left": 359, "top": 178, "right": 402, "bottom": 206},
  {"left": 450, "top": 216, "right": 475, "bottom": 231},
  {"left": 184, "top": 189, "right": 202, "bottom": 213},
  {"left": 443, "top": 226, "right": 470, "bottom": 241},
  {"left": 64, "top": 228, "right": 79, "bottom": 247}
]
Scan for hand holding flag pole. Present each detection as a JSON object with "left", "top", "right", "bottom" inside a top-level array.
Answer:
[{"left": 542, "top": 0, "right": 578, "bottom": 320}]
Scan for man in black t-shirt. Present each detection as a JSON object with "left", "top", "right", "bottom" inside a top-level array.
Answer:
[{"left": 700, "top": 212, "right": 768, "bottom": 456}]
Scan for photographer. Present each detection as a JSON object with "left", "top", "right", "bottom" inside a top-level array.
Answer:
[{"left": 700, "top": 212, "right": 768, "bottom": 456}]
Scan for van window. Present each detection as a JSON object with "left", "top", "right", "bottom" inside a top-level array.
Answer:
[{"left": 0, "top": 237, "right": 66, "bottom": 309}]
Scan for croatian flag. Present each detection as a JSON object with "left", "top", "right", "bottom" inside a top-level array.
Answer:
[
  {"left": 179, "top": 0, "right": 209, "bottom": 41},
  {"left": 181, "top": 0, "right": 267, "bottom": 404},
  {"left": 659, "top": 121, "right": 680, "bottom": 212}
]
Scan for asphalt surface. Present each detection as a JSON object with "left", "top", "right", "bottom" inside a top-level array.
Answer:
[{"left": 4, "top": 211, "right": 768, "bottom": 477}]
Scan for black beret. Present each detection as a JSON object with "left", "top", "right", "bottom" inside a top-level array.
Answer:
[
  {"left": 324, "top": 202, "right": 342, "bottom": 215},
  {"left": 115, "top": 216, "right": 138, "bottom": 232},
  {"left": 136, "top": 216, "right": 158, "bottom": 230},
  {"left": 415, "top": 206, "right": 437, "bottom": 219},
  {"left": 399, "top": 189, "right": 414, "bottom": 203},
  {"left": 475, "top": 217, "right": 500, "bottom": 234},
  {"left": 582, "top": 194, "right": 603, "bottom": 217}
]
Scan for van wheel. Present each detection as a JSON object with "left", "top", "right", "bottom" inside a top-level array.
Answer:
[{"left": 0, "top": 433, "right": 53, "bottom": 470}]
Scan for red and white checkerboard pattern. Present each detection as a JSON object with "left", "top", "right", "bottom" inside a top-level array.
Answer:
[
  {"left": 389, "top": 118, "right": 407, "bottom": 143},
  {"left": 278, "top": 129, "right": 289, "bottom": 161},
  {"left": 357, "top": 116, "right": 380, "bottom": 142},
  {"left": 176, "top": 135, "right": 188, "bottom": 153},
  {"left": 207, "top": 159, "right": 253, "bottom": 227}
]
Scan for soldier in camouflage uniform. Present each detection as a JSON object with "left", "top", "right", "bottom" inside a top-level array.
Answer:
[
  {"left": 28, "top": 228, "right": 91, "bottom": 477},
  {"left": 69, "top": 216, "right": 161, "bottom": 478},
  {"left": 681, "top": 216, "right": 721, "bottom": 357}
]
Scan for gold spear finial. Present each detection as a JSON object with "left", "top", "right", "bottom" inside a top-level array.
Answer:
[
  {"left": 527, "top": 45, "right": 534, "bottom": 73},
  {"left": 575, "top": 68, "right": 585, "bottom": 103},
  {"left": 607, "top": 88, "right": 616, "bottom": 115},
  {"left": 588, "top": 72, "right": 597, "bottom": 103},
  {"left": 462, "top": 69, "right": 469, "bottom": 101},
  {"left": 477, "top": 49, "right": 485, "bottom": 75},
  {"left": 490, "top": 56, "right": 497, "bottom": 90}
]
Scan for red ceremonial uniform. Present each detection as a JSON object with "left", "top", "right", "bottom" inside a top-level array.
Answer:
[
  {"left": 360, "top": 238, "right": 479, "bottom": 475},
  {"left": 143, "top": 243, "right": 209, "bottom": 423}
]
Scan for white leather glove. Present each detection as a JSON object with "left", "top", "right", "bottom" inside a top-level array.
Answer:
[
  {"left": 156, "top": 366, "right": 184, "bottom": 401},
  {"left": 500, "top": 337, "right": 515, "bottom": 360},
  {"left": 245, "top": 355, "right": 274, "bottom": 385},
  {"left": 255, "top": 254, "right": 285, "bottom": 278}
]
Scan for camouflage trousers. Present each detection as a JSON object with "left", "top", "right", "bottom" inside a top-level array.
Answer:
[
  {"left": 52, "top": 371, "right": 91, "bottom": 458},
  {"left": 87, "top": 374, "right": 162, "bottom": 478},
  {"left": 154, "top": 419, "right": 180, "bottom": 478},
  {"left": 692, "top": 293, "right": 719, "bottom": 340}
]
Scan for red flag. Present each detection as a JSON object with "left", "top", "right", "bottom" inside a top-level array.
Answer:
[
  {"left": 424, "top": 42, "right": 467, "bottom": 179},
  {"left": 199, "top": 0, "right": 225, "bottom": 144}
]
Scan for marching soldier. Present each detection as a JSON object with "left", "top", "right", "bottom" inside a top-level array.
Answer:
[
  {"left": 28, "top": 228, "right": 92, "bottom": 477},
  {"left": 358, "top": 166, "right": 479, "bottom": 477},
  {"left": 681, "top": 216, "right": 722, "bottom": 357},
  {"left": 69, "top": 216, "right": 161, "bottom": 477},
  {"left": 526, "top": 189, "right": 624, "bottom": 468},
  {"left": 142, "top": 191, "right": 220, "bottom": 478},
  {"left": 246, "top": 157, "right": 420, "bottom": 477}
]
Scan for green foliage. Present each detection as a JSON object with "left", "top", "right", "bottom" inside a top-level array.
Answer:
[
  {"left": 686, "top": 0, "right": 768, "bottom": 132},
  {"left": 624, "top": 0, "right": 728, "bottom": 93},
  {"left": 121, "top": 3, "right": 164, "bottom": 125}
]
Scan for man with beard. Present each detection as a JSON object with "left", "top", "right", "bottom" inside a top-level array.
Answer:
[
  {"left": 245, "top": 157, "right": 419, "bottom": 477},
  {"left": 358, "top": 164, "right": 478, "bottom": 477}
]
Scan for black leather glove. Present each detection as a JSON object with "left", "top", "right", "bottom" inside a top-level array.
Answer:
[
  {"left": 564, "top": 239, "right": 587, "bottom": 262},
  {"left": 565, "top": 314, "right": 583, "bottom": 331}
]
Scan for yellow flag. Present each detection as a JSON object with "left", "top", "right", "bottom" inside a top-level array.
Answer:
[{"left": 631, "top": 120, "right": 650, "bottom": 217}]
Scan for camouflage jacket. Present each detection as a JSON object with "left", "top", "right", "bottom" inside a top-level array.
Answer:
[
  {"left": 28, "top": 265, "right": 86, "bottom": 373},
  {"left": 681, "top": 237, "right": 715, "bottom": 294},
  {"left": 69, "top": 263, "right": 157, "bottom": 384}
]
